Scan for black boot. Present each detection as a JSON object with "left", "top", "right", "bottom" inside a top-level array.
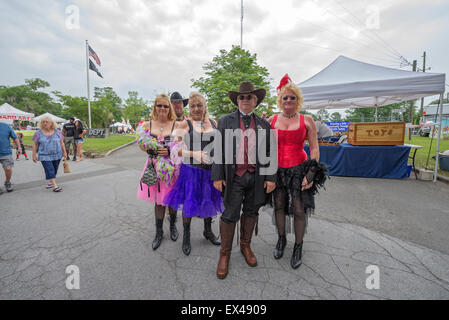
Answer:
[
  {"left": 291, "top": 242, "right": 303, "bottom": 269},
  {"left": 203, "top": 218, "right": 221, "bottom": 246},
  {"left": 182, "top": 222, "right": 191, "bottom": 255},
  {"left": 273, "top": 234, "right": 287, "bottom": 259},
  {"left": 152, "top": 218, "right": 163, "bottom": 250},
  {"left": 169, "top": 213, "right": 179, "bottom": 241}
]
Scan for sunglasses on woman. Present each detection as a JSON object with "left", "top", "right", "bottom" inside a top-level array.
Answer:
[
  {"left": 282, "top": 96, "right": 297, "bottom": 101},
  {"left": 239, "top": 94, "right": 254, "bottom": 101},
  {"left": 156, "top": 104, "right": 169, "bottom": 109}
]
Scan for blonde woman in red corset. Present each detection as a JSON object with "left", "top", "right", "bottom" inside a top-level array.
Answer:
[{"left": 268, "top": 74, "right": 328, "bottom": 269}]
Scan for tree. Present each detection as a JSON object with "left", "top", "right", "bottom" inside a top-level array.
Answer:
[
  {"left": 191, "top": 46, "right": 274, "bottom": 118},
  {"left": 0, "top": 78, "right": 62, "bottom": 116},
  {"left": 92, "top": 87, "right": 123, "bottom": 128},
  {"left": 316, "top": 109, "right": 330, "bottom": 121},
  {"left": 344, "top": 102, "right": 418, "bottom": 123},
  {"left": 330, "top": 112, "right": 342, "bottom": 122},
  {"left": 123, "top": 91, "right": 150, "bottom": 128}
]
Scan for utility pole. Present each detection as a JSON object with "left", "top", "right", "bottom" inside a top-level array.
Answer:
[
  {"left": 419, "top": 51, "right": 426, "bottom": 124},
  {"left": 240, "top": 0, "right": 243, "bottom": 48},
  {"left": 408, "top": 60, "right": 417, "bottom": 140}
]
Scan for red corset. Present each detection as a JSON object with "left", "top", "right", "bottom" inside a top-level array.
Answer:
[{"left": 271, "top": 114, "right": 308, "bottom": 168}]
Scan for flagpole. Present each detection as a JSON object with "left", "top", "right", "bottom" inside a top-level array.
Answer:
[{"left": 85, "top": 40, "right": 92, "bottom": 128}]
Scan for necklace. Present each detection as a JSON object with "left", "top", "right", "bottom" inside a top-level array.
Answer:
[{"left": 282, "top": 112, "right": 297, "bottom": 119}]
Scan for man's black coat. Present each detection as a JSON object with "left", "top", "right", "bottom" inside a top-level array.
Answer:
[{"left": 211, "top": 109, "right": 277, "bottom": 206}]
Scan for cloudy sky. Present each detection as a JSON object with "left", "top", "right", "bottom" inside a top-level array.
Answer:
[{"left": 1, "top": 0, "right": 448, "bottom": 112}]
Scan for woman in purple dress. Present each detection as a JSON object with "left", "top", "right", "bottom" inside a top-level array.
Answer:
[{"left": 165, "top": 92, "right": 223, "bottom": 255}]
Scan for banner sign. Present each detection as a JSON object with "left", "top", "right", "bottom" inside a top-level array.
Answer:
[{"left": 325, "top": 121, "right": 349, "bottom": 132}]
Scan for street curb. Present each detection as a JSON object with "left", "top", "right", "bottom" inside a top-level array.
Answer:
[{"left": 105, "top": 139, "right": 137, "bottom": 157}]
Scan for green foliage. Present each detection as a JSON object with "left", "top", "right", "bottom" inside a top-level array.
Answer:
[
  {"left": 191, "top": 46, "right": 274, "bottom": 118},
  {"left": 344, "top": 102, "right": 419, "bottom": 123},
  {"left": 330, "top": 112, "right": 342, "bottom": 122},
  {"left": 0, "top": 78, "right": 63, "bottom": 116},
  {"left": 54, "top": 87, "right": 123, "bottom": 128},
  {"left": 123, "top": 91, "right": 150, "bottom": 128},
  {"left": 316, "top": 109, "right": 330, "bottom": 121}
]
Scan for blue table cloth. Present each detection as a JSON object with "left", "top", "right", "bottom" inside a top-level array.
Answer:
[{"left": 304, "top": 144, "right": 411, "bottom": 178}]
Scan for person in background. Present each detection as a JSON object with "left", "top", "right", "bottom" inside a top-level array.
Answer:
[
  {"left": 170, "top": 92, "right": 189, "bottom": 121},
  {"left": 32, "top": 116, "right": 67, "bottom": 192},
  {"left": 315, "top": 120, "right": 334, "bottom": 141},
  {"left": 0, "top": 121, "right": 21, "bottom": 194},
  {"left": 74, "top": 120, "right": 86, "bottom": 162},
  {"left": 62, "top": 117, "right": 77, "bottom": 161},
  {"left": 261, "top": 111, "right": 268, "bottom": 121},
  {"left": 16, "top": 132, "right": 29, "bottom": 160}
]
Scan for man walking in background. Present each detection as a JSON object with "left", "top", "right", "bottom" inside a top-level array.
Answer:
[
  {"left": 62, "top": 117, "right": 77, "bottom": 160},
  {"left": 0, "top": 122, "right": 21, "bottom": 194}
]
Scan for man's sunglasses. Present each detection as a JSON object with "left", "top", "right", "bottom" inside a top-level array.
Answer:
[
  {"left": 239, "top": 94, "right": 254, "bottom": 101},
  {"left": 156, "top": 104, "right": 170, "bottom": 109},
  {"left": 282, "top": 96, "right": 297, "bottom": 101}
]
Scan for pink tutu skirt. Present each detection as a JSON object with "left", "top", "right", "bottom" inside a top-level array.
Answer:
[{"left": 137, "top": 157, "right": 177, "bottom": 206}]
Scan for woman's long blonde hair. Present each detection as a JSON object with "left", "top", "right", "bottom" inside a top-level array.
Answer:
[
  {"left": 189, "top": 92, "right": 215, "bottom": 125},
  {"left": 150, "top": 94, "right": 176, "bottom": 121}
]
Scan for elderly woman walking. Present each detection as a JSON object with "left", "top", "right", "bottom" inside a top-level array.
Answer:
[
  {"left": 32, "top": 116, "right": 67, "bottom": 192},
  {"left": 137, "top": 94, "right": 182, "bottom": 250},
  {"left": 164, "top": 92, "right": 223, "bottom": 255}
]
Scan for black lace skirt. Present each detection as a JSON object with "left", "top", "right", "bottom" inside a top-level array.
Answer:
[{"left": 264, "top": 159, "right": 329, "bottom": 233}]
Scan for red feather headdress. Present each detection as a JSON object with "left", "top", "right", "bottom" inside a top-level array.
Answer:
[{"left": 276, "top": 74, "right": 292, "bottom": 94}]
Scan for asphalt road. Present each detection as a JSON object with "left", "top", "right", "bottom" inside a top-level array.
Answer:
[{"left": 0, "top": 144, "right": 448, "bottom": 300}]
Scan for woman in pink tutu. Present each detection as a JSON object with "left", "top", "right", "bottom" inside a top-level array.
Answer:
[{"left": 137, "top": 94, "right": 182, "bottom": 250}]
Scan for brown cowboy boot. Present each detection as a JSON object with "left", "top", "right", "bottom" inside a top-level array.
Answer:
[
  {"left": 240, "top": 214, "right": 258, "bottom": 267},
  {"left": 217, "top": 219, "right": 236, "bottom": 279}
]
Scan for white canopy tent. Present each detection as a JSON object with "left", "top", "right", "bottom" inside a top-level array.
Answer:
[
  {"left": 0, "top": 103, "right": 34, "bottom": 123},
  {"left": 33, "top": 112, "right": 67, "bottom": 124},
  {"left": 297, "top": 55, "right": 446, "bottom": 182},
  {"left": 110, "top": 122, "right": 131, "bottom": 128},
  {"left": 298, "top": 56, "right": 445, "bottom": 109}
]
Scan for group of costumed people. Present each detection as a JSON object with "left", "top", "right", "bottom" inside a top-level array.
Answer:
[{"left": 136, "top": 75, "right": 328, "bottom": 279}]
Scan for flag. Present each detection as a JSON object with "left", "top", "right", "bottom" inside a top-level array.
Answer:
[
  {"left": 88, "top": 45, "right": 101, "bottom": 66},
  {"left": 89, "top": 59, "right": 103, "bottom": 78}
]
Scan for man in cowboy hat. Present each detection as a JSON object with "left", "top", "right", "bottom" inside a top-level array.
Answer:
[
  {"left": 170, "top": 92, "right": 189, "bottom": 121},
  {"left": 212, "top": 81, "right": 277, "bottom": 279}
]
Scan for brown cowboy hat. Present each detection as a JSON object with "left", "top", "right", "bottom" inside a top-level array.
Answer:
[{"left": 228, "top": 81, "right": 266, "bottom": 107}]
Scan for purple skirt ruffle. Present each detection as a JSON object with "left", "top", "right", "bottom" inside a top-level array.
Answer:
[{"left": 164, "top": 164, "right": 224, "bottom": 218}]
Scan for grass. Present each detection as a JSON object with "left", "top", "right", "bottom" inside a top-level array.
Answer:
[
  {"left": 18, "top": 131, "right": 135, "bottom": 156},
  {"left": 405, "top": 135, "right": 449, "bottom": 177}
]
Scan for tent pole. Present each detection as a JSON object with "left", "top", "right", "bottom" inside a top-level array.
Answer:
[
  {"left": 375, "top": 97, "right": 378, "bottom": 122},
  {"left": 433, "top": 92, "right": 444, "bottom": 182}
]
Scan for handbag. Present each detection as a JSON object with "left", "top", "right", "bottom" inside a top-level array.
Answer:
[
  {"left": 140, "top": 158, "right": 158, "bottom": 187},
  {"left": 63, "top": 159, "right": 71, "bottom": 173}
]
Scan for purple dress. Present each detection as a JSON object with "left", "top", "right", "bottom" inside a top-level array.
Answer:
[{"left": 164, "top": 120, "right": 223, "bottom": 218}]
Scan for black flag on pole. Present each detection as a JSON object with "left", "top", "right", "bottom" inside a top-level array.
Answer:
[{"left": 89, "top": 59, "right": 103, "bottom": 78}]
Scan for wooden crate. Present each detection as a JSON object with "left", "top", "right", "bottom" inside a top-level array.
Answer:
[{"left": 347, "top": 122, "right": 405, "bottom": 146}]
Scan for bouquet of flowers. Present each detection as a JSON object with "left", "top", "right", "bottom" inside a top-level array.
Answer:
[{"left": 137, "top": 126, "right": 178, "bottom": 185}]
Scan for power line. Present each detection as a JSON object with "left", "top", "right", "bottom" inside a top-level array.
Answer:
[
  {"left": 334, "top": 0, "right": 405, "bottom": 59},
  {"left": 297, "top": 15, "right": 402, "bottom": 64},
  {"left": 319, "top": 4, "right": 402, "bottom": 61}
]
